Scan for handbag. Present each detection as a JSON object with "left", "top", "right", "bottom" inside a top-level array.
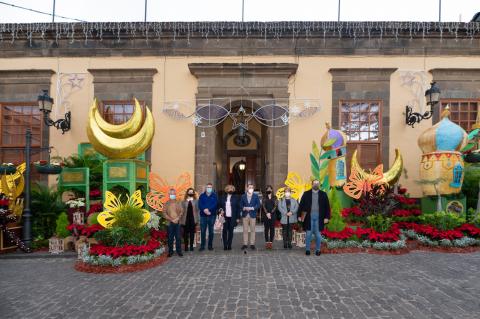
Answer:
[{"left": 214, "top": 215, "right": 224, "bottom": 231}]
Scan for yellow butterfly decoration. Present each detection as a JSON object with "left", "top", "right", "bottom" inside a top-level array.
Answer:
[
  {"left": 97, "top": 190, "right": 151, "bottom": 228},
  {"left": 276, "top": 172, "right": 312, "bottom": 200}
]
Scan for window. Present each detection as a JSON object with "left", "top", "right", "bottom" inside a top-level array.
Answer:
[
  {"left": 440, "top": 100, "right": 478, "bottom": 131},
  {"left": 99, "top": 100, "right": 145, "bottom": 125},
  {"left": 0, "top": 103, "right": 45, "bottom": 181},
  {"left": 340, "top": 100, "right": 382, "bottom": 171}
]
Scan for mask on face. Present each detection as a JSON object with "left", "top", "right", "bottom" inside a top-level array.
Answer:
[
  {"left": 247, "top": 188, "right": 254, "bottom": 194},
  {"left": 285, "top": 192, "right": 291, "bottom": 198},
  {"left": 266, "top": 190, "right": 272, "bottom": 194},
  {"left": 169, "top": 194, "right": 176, "bottom": 200},
  {"left": 227, "top": 191, "right": 234, "bottom": 194},
  {"left": 206, "top": 187, "right": 212, "bottom": 193},
  {"left": 187, "top": 192, "right": 194, "bottom": 197}
]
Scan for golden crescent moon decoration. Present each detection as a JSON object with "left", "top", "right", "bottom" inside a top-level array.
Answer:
[
  {"left": 351, "top": 148, "right": 403, "bottom": 186},
  {"left": 93, "top": 98, "right": 143, "bottom": 138},
  {"left": 86, "top": 99, "right": 155, "bottom": 159}
]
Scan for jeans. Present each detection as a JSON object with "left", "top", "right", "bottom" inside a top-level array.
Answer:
[
  {"left": 167, "top": 223, "right": 182, "bottom": 254},
  {"left": 306, "top": 213, "right": 322, "bottom": 252},
  {"left": 200, "top": 215, "right": 215, "bottom": 249},
  {"left": 222, "top": 217, "right": 235, "bottom": 249},
  {"left": 282, "top": 224, "right": 292, "bottom": 246},
  {"left": 264, "top": 218, "right": 275, "bottom": 242}
]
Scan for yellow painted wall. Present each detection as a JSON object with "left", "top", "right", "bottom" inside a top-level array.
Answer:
[{"left": 1, "top": 55, "right": 479, "bottom": 196}]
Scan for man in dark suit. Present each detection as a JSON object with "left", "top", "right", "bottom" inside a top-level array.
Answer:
[
  {"left": 299, "top": 179, "right": 331, "bottom": 256},
  {"left": 218, "top": 184, "right": 241, "bottom": 250}
]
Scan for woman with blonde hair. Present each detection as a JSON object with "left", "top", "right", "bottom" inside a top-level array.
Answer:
[
  {"left": 278, "top": 187, "right": 299, "bottom": 249},
  {"left": 218, "top": 184, "right": 240, "bottom": 250},
  {"left": 180, "top": 187, "right": 199, "bottom": 252}
]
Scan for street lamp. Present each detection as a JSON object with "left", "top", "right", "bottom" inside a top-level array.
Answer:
[
  {"left": 37, "top": 89, "right": 71, "bottom": 134},
  {"left": 238, "top": 160, "right": 246, "bottom": 171},
  {"left": 405, "top": 82, "right": 441, "bottom": 128}
]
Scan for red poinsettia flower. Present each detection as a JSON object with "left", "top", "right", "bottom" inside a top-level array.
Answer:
[
  {"left": 322, "top": 227, "right": 355, "bottom": 240},
  {"left": 89, "top": 238, "right": 161, "bottom": 257},
  {"left": 341, "top": 206, "right": 364, "bottom": 218}
]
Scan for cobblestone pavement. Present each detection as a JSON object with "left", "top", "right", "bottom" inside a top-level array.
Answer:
[{"left": 1, "top": 236, "right": 480, "bottom": 319}]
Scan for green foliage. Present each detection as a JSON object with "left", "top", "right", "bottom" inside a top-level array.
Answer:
[
  {"left": 62, "top": 153, "right": 104, "bottom": 189},
  {"left": 326, "top": 188, "right": 346, "bottom": 232},
  {"left": 31, "top": 183, "right": 64, "bottom": 240},
  {"left": 94, "top": 226, "right": 149, "bottom": 246},
  {"left": 55, "top": 212, "right": 70, "bottom": 238},
  {"left": 366, "top": 215, "right": 393, "bottom": 233},
  {"left": 87, "top": 212, "right": 100, "bottom": 225},
  {"left": 419, "top": 211, "right": 465, "bottom": 231},
  {"left": 462, "top": 163, "right": 480, "bottom": 210},
  {"left": 113, "top": 205, "right": 145, "bottom": 229}
]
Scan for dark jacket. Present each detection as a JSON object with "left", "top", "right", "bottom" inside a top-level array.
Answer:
[
  {"left": 180, "top": 199, "right": 199, "bottom": 225},
  {"left": 239, "top": 193, "right": 261, "bottom": 218},
  {"left": 299, "top": 189, "right": 331, "bottom": 231},
  {"left": 218, "top": 194, "right": 241, "bottom": 226},
  {"left": 198, "top": 192, "right": 218, "bottom": 218},
  {"left": 262, "top": 194, "right": 277, "bottom": 221}
]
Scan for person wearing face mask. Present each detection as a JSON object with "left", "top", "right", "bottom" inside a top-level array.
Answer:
[
  {"left": 198, "top": 182, "right": 218, "bottom": 251},
  {"left": 262, "top": 185, "right": 277, "bottom": 250},
  {"left": 218, "top": 184, "right": 240, "bottom": 250},
  {"left": 163, "top": 188, "right": 185, "bottom": 257},
  {"left": 240, "top": 183, "right": 261, "bottom": 250},
  {"left": 299, "top": 179, "right": 331, "bottom": 256},
  {"left": 180, "top": 188, "right": 199, "bottom": 252},
  {"left": 278, "top": 187, "right": 299, "bottom": 249}
]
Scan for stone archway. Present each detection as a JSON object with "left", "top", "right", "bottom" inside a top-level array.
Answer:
[{"left": 188, "top": 63, "right": 298, "bottom": 192}]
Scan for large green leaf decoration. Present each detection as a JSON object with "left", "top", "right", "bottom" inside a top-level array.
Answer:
[
  {"left": 312, "top": 141, "right": 320, "bottom": 160},
  {"left": 321, "top": 176, "right": 330, "bottom": 191},
  {"left": 319, "top": 159, "right": 329, "bottom": 170},
  {"left": 468, "top": 129, "right": 480, "bottom": 140},
  {"left": 461, "top": 143, "right": 476, "bottom": 152},
  {"left": 310, "top": 154, "right": 320, "bottom": 179},
  {"left": 319, "top": 150, "right": 336, "bottom": 160},
  {"left": 322, "top": 138, "right": 337, "bottom": 148}
]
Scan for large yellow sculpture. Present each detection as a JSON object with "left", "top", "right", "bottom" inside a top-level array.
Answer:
[
  {"left": 0, "top": 163, "right": 25, "bottom": 220},
  {"left": 86, "top": 98, "right": 155, "bottom": 159},
  {"left": 350, "top": 149, "right": 403, "bottom": 186},
  {"left": 319, "top": 123, "right": 347, "bottom": 187},
  {"left": 276, "top": 172, "right": 311, "bottom": 200},
  {"left": 418, "top": 107, "right": 467, "bottom": 196},
  {"left": 97, "top": 190, "right": 150, "bottom": 228}
]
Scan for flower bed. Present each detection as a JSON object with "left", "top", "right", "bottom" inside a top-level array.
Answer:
[{"left": 75, "top": 251, "right": 168, "bottom": 273}]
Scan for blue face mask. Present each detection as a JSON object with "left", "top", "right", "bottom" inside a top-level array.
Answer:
[
  {"left": 206, "top": 187, "right": 213, "bottom": 193},
  {"left": 169, "top": 194, "right": 176, "bottom": 200}
]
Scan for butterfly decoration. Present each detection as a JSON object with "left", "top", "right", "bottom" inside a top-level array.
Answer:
[
  {"left": 97, "top": 190, "right": 151, "bottom": 228},
  {"left": 146, "top": 172, "right": 192, "bottom": 211},
  {"left": 343, "top": 164, "right": 386, "bottom": 200},
  {"left": 276, "top": 172, "right": 311, "bottom": 201}
]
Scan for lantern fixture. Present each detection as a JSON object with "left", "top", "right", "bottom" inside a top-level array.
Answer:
[
  {"left": 405, "top": 82, "right": 441, "bottom": 128},
  {"left": 37, "top": 90, "right": 71, "bottom": 134},
  {"left": 238, "top": 160, "right": 246, "bottom": 171}
]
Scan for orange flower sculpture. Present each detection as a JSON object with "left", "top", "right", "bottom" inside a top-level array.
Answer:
[{"left": 146, "top": 172, "right": 192, "bottom": 211}]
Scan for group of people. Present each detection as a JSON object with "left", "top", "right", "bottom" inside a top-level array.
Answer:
[{"left": 162, "top": 180, "right": 331, "bottom": 258}]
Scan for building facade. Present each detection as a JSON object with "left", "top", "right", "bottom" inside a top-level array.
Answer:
[{"left": 1, "top": 21, "right": 480, "bottom": 197}]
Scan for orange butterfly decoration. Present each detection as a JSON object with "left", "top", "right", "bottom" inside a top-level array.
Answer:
[
  {"left": 146, "top": 172, "right": 192, "bottom": 211},
  {"left": 343, "top": 164, "right": 386, "bottom": 199}
]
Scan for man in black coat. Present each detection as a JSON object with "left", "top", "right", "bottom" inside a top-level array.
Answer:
[{"left": 299, "top": 179, "right": 331, "bottom": 256}]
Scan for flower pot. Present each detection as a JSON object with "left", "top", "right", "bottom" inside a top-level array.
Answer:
[
  {"left": 0, "top": 165, "right": 16, "bottom": 175},
  {"left": 35, "top": 164, "right": 62, "bottom": 175}
]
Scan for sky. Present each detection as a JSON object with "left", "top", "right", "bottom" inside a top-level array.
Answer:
[{"left": 0, "top": 0, "right": 479, "bottom": 23}]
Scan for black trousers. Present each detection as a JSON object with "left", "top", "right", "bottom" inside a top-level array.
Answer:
[
  {"left": 222, "top": 217, "right": 235, "bottom": 248},
  {"left": 183, "top": 225, "right": 195, "bottom": 249},
  {"left": 282, "top": 224, "right": 292, "bottom": 245},
  {"left": 264, "top": 218, "right": 275, "bottom": 242}
]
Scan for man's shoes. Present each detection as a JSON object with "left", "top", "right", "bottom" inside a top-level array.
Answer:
[
  {"left": 199, "top": 247, "right": 205, "bottom": 252},
  {"left": 250, "top": 245, "right": 256, "bottom": 250},
  {"left": 178, "top": 252, "right": 183, "bottom": 257},
  {"left": 208, "top": 247, "right": 214, "bottom": 251},
  {"left": 241, "top": 245, "right": 248, "bottom": 250},
  {"left": 305, "top": 251, "right": 311, "bottom": 256},
  {"left": 315, "top": 251, "right": 321, "bottom": 256},
  {"left": 167, "top": 252, "right": 173, "bottom": 258}
]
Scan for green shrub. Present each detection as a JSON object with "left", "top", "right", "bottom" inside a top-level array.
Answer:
[
  {"left": 55, "top": 212, "right": 70, "bottom": 238},
  {"left": 113, "top": 205, "right": 145, "bottom": 230},
  {"left": 94, "top": 226, "right": 149, "bottom": 246},
  {"left": 31, "top": 183, "right": 65, "bottom": 240},
  {"left": 366, "top": 215, "right": 393, "bottom": 233},
  {"left": 87, "top": 212, "right": 100, "bottom": 225},
  {"left": 419, "top": 211, "right": 465, "bottom": 231},
  {"left": 326, "top": 188, "right": 346, "bottom": 232},
  {"left": 462, "top": 163, "right": 480, "bottom": 210}
]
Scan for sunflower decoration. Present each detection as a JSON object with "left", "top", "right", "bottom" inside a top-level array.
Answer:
[
  {"left": 97, "top": 190, "right": 151, "bottom": 228},
  {"left": 276, "top": 172, "right": 312, "bottom": 201},
  {"left": 146, "top": 172, "right": 192, "bottom": 211}
]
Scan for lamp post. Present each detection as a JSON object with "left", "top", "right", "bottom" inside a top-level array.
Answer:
[
  {"left": 405, "top": 82, "right": 441, "bottom": 128},
  {"left": 37, "top": 89, "right": 71, "bottom": 134},
  {"left": 22, "top": 129, "right": 32, "bottom": 250}
]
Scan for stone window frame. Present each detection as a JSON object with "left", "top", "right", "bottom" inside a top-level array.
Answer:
[
  {"left": 439, "top": 99, "right": 479, "bottom": 131},
  {"left": 99, "top": 99, "right": 146, "bottom": 125}
]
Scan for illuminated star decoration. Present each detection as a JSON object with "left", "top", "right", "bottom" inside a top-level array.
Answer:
[
  {"left": 67, "top": 74, "right": 84, "bottom": 89},
  {"left": 230, "top": 106, "right": 253, "bottom": 131}
]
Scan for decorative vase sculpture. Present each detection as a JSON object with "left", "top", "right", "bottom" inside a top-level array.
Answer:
[{"left": 417, "top": 107, "right": 468, "bottom": 196}]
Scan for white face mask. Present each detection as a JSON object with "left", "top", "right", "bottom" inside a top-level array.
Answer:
[
  {"left": 285, "top": 192, "right": 291, "bottom": 198},
  {"left": 247, "top": 188, "right": 254, "bottom": 194}
]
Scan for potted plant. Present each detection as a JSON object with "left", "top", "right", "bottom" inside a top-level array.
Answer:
[
  {"left": 0, "top": 162, "right": 16, "bottom": 175},
  {"left": 34, "top": 160, "right": 63, "bottom": 175},
  {"left": 49, "top": 212, "right": 71, "bottom": 254}
]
